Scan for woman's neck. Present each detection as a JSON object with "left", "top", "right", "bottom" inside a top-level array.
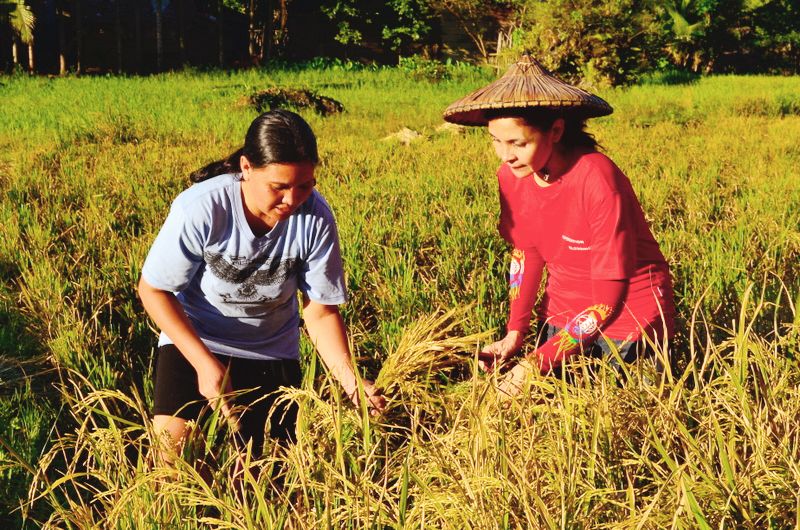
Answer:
[{"left": 535, "top": 146, "right": 593, "bottom": 186}]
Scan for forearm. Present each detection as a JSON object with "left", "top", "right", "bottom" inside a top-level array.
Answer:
[
  {"left": 532, "top": 279, "right": 628, "bottom": 373},
  {"left": 302, "top": 300, "right": 358, "bottom": 395},
  {"left": 481, "top": 248, "right": 544, "bottom": 369},
  {"left": 506, "top": 247, "right": 544, "bottom": 334},
  {"left": 137, "top": 277, "right": 215, "bottom": 371}
]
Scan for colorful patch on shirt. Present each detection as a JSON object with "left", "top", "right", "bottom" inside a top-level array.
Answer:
[
  {"left": 508, "top": 248, "right": 525, "bottom": 301},
  {"left": 565, "top": 304, "right": 612, "bottom": 341},
  {"left": 553, "top": 329, "right": 580, "bottom": 354}
]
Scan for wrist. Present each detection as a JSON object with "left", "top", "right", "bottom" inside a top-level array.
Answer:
[
  {"left": 506, "top": 329, "right": 524, "bottom": 348},
  {"left": 338, "top": 370, "right": 358, "bottom": 397},
  {"left": 333, "top": 363, "right": 358, "bottom": 393},
  {"left": 343, "top": 382, "right": 358, "bottom": 399},
  {"left": 506, "top": 324, "right": 529, "bottom": 336},
  {"left": 186, "top": 348, "right": 220, "bottom": 373}
]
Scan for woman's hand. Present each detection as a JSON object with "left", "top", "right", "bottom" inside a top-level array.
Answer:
[
  {"left": 195, "top": 356, "right": 236, "bottom": 425},
  {"left": 301, "top": 298, "right": 386, "bottom": 417},
  {"left": 138, "top": 278, "right": 238, "bottom": 426},
  {"left": 347, "top": 379, "right": 386, "bottom": 416},
  {"left": 496, "top": 359, "right": 533, "bottom": 400},
  {"left": 479, "top": 330, "right": 524, "bottom": 372}
]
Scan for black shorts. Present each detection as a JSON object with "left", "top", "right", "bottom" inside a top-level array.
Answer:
[{"left": 152, "top": 344, "right": 302, "bottom": 452}]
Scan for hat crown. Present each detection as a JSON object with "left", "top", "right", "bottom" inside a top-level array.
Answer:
[
  {"left": 507, "top": 54, "right": 549, "bottom": 77},
  {"left": 442, "top": 54, "right": 613, "bottom": 126}
]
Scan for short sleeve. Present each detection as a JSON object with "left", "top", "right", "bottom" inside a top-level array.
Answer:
[
  {"left": 585, "top": 168, "right": 637, "bottom": 280},
  {"left": 141, "top": 202, "right": 206, "bottom": 292},
  {"left": 299, "top": 208, "right": 347, "bottom": 305}
]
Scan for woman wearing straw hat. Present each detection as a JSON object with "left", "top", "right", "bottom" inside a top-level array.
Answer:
[{"left": 443, "top": 56, "right": 675, "bottom": 397}]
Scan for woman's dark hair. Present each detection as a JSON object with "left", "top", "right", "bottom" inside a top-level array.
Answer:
[
  {"left": 484, "top": 107, "right": 600, "bottom": 151},
  {"left": 190, "top": 109, "right": 319, "bottom": 183}
]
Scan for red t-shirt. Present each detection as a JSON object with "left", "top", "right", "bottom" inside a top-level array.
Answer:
[{"left": 498, "top": 152, "right": 675, "bottom": 341}]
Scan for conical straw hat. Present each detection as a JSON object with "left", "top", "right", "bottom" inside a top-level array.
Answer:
[{"left": 443, "top": 55, "right": 613, "bottom": 126}]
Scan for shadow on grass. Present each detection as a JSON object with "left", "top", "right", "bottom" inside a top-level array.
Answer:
[
  {"left": 640, "top": 69, "right": 701, "bottom": 86},
  {"left": 0, "top": 284, "right": 59, "bottom": 529}
]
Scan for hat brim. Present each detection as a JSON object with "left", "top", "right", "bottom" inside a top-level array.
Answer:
[{"left": 443, "top": 100, "right": 613, "bottom": 126}]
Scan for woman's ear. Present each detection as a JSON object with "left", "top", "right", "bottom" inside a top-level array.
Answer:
[
  {"left": 240, "top": 155, "right": 251, "bottom": 179},
  {"left": 550, "top": 118, "right": 566, "bottom": 144}
]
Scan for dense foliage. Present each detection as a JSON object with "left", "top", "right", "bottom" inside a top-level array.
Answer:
[
  {"left": 2, "top": 0, "right": 798, "bottom": 81},
  {"left": 322, "top": 0, "right": 800, "bottom": 84},
  {"left": 498, "top": 0, "right": 800, "bottom": 85},
  {"left": 502, "top": 0, "right": 664, "bottom": 86}
]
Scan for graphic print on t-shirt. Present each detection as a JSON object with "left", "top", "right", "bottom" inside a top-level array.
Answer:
[
  {"left": 509, "top": 248, "right": 525, "bottom": 301},
  {"left": 561, "top": 234, "right": 591, "bottom": 251},
  {"left": 204, "top": 251, "right": 298, "bottom": 304}
]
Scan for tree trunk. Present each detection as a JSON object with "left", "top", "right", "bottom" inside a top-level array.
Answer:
[
  {"left": 75, "top": 0, "right": 82, "bottom": 74},
  {"left": 248, "top": 0, "right": 256, "bottom": 62},
  {"left": 155, "top": 5, "right": 163, "bottom": 71},
  {"left": 57, "top": 1, "right": 67, "bottom": 74},
  {"left": 217, "top": 0, "right": 224, "bottom": 67},
  {"left": 279, "top": 0, "right": 287, "bottom": 41},
  {"left": 27, "top": 41, "right": 34, "bottom": 72},
  {"left": 11, "top": 39, "right": 19, "bottom": 66},
  {"left": 178, "top": 0, "right": 186, "bottom": 64},
  {"left": 134, "top": 0, "right": 142, "bottom": 73},
  {"left": 264, "top": 0, "right": 274, "bottom": 61},
  {"left": 115, "top": 0, "right": 123, "bottom": 73}
]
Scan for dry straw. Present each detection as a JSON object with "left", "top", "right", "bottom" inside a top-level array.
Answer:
[{"left": 443, "top": 55, "right": 614, "bottom": 126}]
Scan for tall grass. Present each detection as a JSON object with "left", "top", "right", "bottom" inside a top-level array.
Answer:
[{"left": 1, "top": 66, "right": 799, "bottom": 527}]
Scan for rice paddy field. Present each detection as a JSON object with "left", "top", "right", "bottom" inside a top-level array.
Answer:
[{"left": 1, "top": 63, "right": 799, "bottom": 528}]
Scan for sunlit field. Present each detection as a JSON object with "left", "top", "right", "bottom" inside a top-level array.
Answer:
[{"left": 1, "top": 64, "right": 799, "bottom": 528}]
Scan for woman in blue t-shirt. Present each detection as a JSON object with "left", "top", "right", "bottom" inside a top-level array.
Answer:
[{"left": 139, "top": 109, "right": 385, "bottom": 460}]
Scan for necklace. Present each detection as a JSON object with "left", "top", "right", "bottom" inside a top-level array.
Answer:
[{"left": 540, "top": 168, "right": 551, "bottom": 182}]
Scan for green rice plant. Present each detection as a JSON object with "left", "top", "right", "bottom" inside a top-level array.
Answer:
[
  {"left": 1, "top": 67, "right": 799, "bottom": 527},
  {"left": 17, "top": 283, "right": 800, "bottom": 528}
]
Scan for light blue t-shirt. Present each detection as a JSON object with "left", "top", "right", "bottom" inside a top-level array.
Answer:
[{"left": 141, "top": 173, "right": 347, "bottom": 360}]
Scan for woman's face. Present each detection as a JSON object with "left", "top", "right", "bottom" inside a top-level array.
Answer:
[
  {"left": 487, "top": 117, "right": 562, "bottom": 178},
  {"left": 240, "top": 157, "right": 316, "bottom": 228}
]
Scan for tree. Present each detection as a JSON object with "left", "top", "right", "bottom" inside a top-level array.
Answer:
[
  {"left": 1, "top": 0, "right": 35, "bottom": 71},
  {"left": 429, "top": 0, "right": 514, "bottom": 60},
  {"left": 246, "top": 0, "right": 280, "bottom": 64},
  {"left": 318, "top": 0, "right": 435, "bottom": 59},
  {"left": 320, "top": 0, "right": 369, "bottom": 47},
  {"left": 217, "top": 0, "right": 225, "bottom": 66},
  {"left": 114, "top": 0, "right": 123, "bottom": 72},
  {"left": 134, "top": 0, "right": 143, "bottom": 73},
  {"left": 55, "top": 0, "right": 66, "bottom": 73},
  {"left": 750, "top": 0, "right": 800, "bottom": 72},
  {"left": 660, "top": 0, "right": 709, "bottom": 71},
  {"left": 75, "top": 0, "right": 82, "bottom": 73},
  {"left": 177, "top": 0, "right": 186, "bottom": 64},
  {"left": 641, "top": 0, "right": 800, "bottom": 75},
  {"left": 247, "top": 0, "right": 258, "bottom": 61},
  {"left": 381, "top": 0, "right": 433, "bottom": 55},
  {"left": 151, "top": 0, "right": 170, "bottom": 71},
  {"left": 658, "top": 0, "right": 748, "bottom": 73},
  {"left": 504, "top": 0, "right": 665, "bottom": 86}
]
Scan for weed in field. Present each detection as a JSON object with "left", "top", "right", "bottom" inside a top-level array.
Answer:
[{"left": 248, "top": 88, "right": 345, "bottom": 116}]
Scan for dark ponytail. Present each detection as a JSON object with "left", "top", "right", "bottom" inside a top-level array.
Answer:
[
  {"left": 190, "top": 109, "right": 319, "bottom": 183},
  {"left": 189, "top": 148, "right": 245, "bottom": 183},
  {"left": 484, "top": 107, "right": 600, "bottom": 151}
]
